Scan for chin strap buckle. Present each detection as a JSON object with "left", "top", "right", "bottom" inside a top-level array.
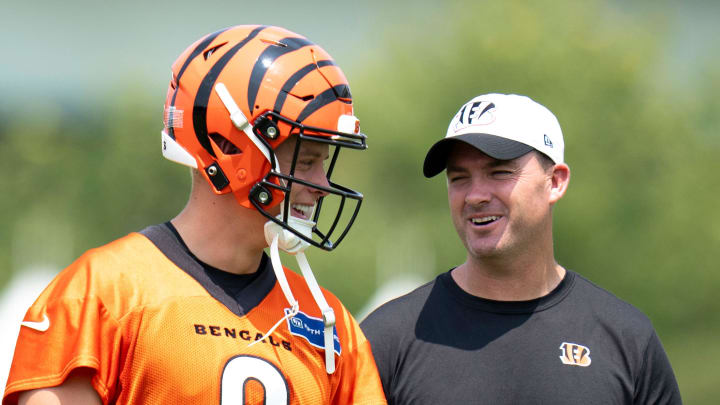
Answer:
[
  {"left": 321, "top": 307, "right": 337, "bottom": 374},
  {"left": 261, "top": 230, "right": 338, "bottom": 374}
]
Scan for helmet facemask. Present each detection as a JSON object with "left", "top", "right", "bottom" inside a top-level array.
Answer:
[{"left": 252, "top": 111, "right": 366, "bottom": 252}]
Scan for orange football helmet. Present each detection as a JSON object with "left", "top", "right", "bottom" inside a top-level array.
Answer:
[{"left": 161, "top": 25, "right": 365, "bottom": 250}]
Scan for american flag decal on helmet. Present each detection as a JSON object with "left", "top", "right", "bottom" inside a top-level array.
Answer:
[{"left": 164, "top": 106, "right": 184, "bottom": 129}]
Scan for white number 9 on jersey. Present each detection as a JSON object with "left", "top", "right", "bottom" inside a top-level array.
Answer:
[{"left": 221, "top": 355, "right": 289, "bottom": 404}]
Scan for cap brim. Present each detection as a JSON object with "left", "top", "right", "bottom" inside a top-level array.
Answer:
[{"left": 423, "top": 133, "right": 534, "bottom": 178}]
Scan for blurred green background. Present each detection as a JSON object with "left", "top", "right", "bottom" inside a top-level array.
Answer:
[{"left": 2, "top": 0, "right": 718, "bottom": 402}]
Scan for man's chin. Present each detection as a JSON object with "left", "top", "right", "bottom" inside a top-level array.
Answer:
[{"left": 465, "top": 239, "right": 506, "bottom": 259}]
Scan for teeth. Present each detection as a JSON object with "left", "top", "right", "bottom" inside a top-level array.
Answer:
[
  {"left": 291, "top": 204, "right": 313, "bottom": 217},
  {"left": 471, "top": 216, "right": 499, "bottom": 225}
]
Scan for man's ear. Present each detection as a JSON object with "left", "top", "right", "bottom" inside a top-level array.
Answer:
[{"left": 549, "top": 163, "right": 570, "bottom": 205}]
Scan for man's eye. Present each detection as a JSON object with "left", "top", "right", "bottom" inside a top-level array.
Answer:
[{"left": 492, "top": 170, "right": 513, "bottom": 176}]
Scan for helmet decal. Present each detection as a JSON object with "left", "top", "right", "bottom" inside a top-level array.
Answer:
[{"left": 247, "top": 37, "right": 314, "bottom": 115}]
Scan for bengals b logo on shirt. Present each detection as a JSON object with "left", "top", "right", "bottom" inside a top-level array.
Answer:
[{"left": 559, "top": 342, "right": 592, "bottom": 367}]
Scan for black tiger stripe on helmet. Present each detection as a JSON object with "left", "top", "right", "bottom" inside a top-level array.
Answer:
[
  {"left": 296, "top": 85, "right": 352, "bottom": 123},
  {"left": 246, "top": 37, "right": 314, "bottom": 115},
  {"left": 272, "top": 60, "right": 336, "bottom": 114},
  {"left": 192, "top": 25, "right": 267, "bottom": 157},
  {"left": 166, "top": 27, "right": 230, "bottom": 140}
]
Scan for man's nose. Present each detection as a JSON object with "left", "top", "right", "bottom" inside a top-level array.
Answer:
[
  {"left": 465, "top": 178, "right": 492, "bottom": 205},
  {"left": 308, "top": 166, "right": 331, "bottom": 197}
]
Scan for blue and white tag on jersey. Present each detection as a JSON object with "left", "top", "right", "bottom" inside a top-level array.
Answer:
[{"left": 285, "top": 309, "right": 341, "bottom": 355}]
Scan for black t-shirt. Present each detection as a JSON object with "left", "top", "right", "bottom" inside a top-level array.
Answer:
[{"left": 361, "top": 270, "right": 682, "bottom": 405}]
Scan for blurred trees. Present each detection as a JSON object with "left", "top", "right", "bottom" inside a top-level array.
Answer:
[
  {"left": 0, "top": 92, "right": 188, "bottom": 289},
  {"left": 1, "top": 0, "right": 718, "bottom": 402}
]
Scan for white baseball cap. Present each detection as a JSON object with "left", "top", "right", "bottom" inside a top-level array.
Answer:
[{"left": 423, "top": 93, "right": 564, "bottom": 177}]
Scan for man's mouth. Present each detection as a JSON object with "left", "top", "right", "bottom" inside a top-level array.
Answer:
[
  {"left": 470, "top": 215, "right": 500, "bottom": 226},
  {"left": 291, "top": 203, "right": 314, "bottom": 220}
]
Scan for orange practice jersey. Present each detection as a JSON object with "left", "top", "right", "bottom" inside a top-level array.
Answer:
[{"left": 3, "top": 225, "right": 386, "bottom": 405}]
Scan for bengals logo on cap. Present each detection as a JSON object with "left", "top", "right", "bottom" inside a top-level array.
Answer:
[
  {"left": 559, "top": 342, "right": 591, "bottom": 367},
  {"left": 451, "top": 100, "right": 496, "bottom": 134}
]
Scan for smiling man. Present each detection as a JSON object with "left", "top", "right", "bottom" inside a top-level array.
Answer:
[
  {"left": 361, "top": 93, "right": 681, "bottom": 404},
  {"left": 4, "top": 25, "right": 386, "bottom": 405}
]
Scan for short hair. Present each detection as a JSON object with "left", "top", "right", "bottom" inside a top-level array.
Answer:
[{"left": 535, "top": 151, "right": 555, "bottom": 171}]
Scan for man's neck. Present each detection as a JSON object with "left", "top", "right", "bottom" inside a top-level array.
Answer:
[
  {"left": 171, "top": 192, "right": 269, "bottom": 275},
  {"left": 451, "top": 253, "right": 566, "bottom": 301}
]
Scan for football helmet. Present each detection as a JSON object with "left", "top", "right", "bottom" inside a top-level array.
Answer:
[{"left": 161, "top": 25, "right": 366, "bottom": 251}]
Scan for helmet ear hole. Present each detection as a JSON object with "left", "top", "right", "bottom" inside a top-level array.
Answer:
[{"left": 208, "top": 132, "right": 242, "bottom": 155}]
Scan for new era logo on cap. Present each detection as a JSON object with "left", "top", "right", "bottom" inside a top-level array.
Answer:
[
  {"left": 544, "top": 134, "right": 553, "bottom": 148},
  {"left": 423, "top": 93, "right": 565, "bottom": 178}
]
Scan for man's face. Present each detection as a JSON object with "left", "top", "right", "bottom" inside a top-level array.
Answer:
[
  {"left": 273, "top": 136, "right": 330, "bottom": 220},
  {"left": 445, "top": 143, "right": 556, "bottom": 261}
]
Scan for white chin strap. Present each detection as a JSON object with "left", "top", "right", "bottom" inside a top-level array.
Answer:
[
  {"left": 211, "top": 82, "right": 336, "bottom": 373},
  {"left": 251, "top": 214, "right": 337, "bottom": 374}
]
